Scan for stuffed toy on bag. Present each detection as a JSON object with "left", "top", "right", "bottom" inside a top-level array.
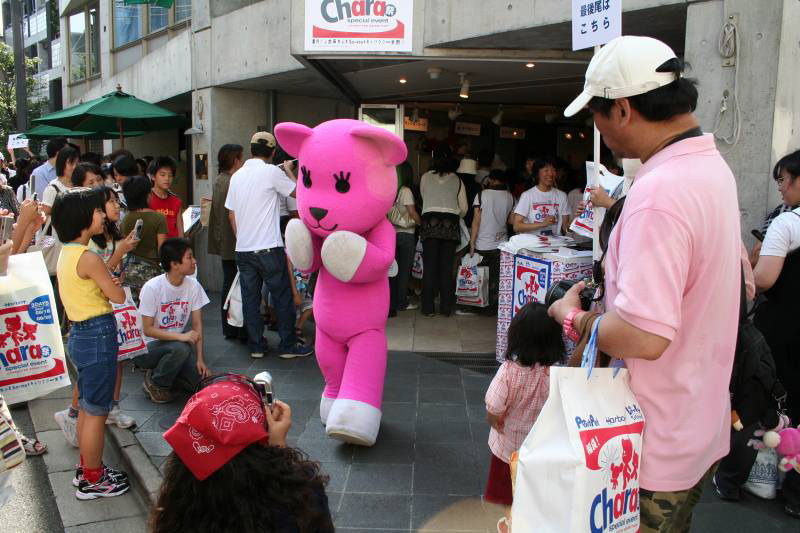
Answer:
[
  {"left": 748, "top": 414, "right": 800, "bottom": 473},
  {"left": 274, "top": 119, "right": 406, "bottom": 446}
]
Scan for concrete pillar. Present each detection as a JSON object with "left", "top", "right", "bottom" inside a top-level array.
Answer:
[
  {"left": 685, "top": 0, "right": 798, "bottom": 242},
  {"left": 191, "top": 86, "right": 269, "bottom": 291}
]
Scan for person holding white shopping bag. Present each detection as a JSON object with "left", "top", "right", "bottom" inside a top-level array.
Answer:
[{"left": 549, "top": 36, "right": 741, "bottom": 532}]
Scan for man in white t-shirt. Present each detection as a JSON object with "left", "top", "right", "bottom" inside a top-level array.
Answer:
[
  {"left": 469, "top": 170, "right": 514, "bottom": 308},
  {"left": 224, "top": 132, "right": 312, "bottom": 360},
  {"left": 136, "top": 238, "right": 211, "bottom": 404},
  {"left": 512, "top": 158, "right": 571, "bottom": 236}
]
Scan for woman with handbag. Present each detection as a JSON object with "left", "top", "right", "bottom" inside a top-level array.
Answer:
[
  {"left": 419, "top": 153, "right": 467, "bottom": 317},
  {"left": 388, "top": 162, "right": 421, "bottom": 317}
]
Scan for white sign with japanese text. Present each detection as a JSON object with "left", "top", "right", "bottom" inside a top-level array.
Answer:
[
  {"left": 572, "top": 0, "right": 621, "bottom": 51},
  {"left": 454, "top": 122, "right": 481, "bottom": 137},
  {"left": 305, "top": 0, "right": 413, "bottom": 52},
  {"left": 7, "top": 134, "right": 29, "bottom": 150}
]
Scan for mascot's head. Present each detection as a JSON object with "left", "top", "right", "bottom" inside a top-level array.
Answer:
[{"left": 274, "top": 119, "right": 407, "bottom": 238}]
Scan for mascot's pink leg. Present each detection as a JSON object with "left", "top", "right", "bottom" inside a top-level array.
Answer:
[
  {"left": 314, "top": 326, "right": 347, "bottom": 426},
  {"left": 325, "top": 328, "right": 387, "bottom": 446}
]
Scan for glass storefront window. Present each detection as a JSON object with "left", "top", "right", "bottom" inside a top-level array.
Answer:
[
  {"left": 114, "top": 0, "right": 142, "bottom": 48},
  {"left": 89, "top": 6, "right": 100, "bottom": 76},
  {"left": 149, "top": 6, "right": 168, "bottom": 33},
  {"left": 175, "top": 0, "right": 191, "bottom": 22},
  {"left": 68, "top": 11, "right": 86, "bottom": 83}
]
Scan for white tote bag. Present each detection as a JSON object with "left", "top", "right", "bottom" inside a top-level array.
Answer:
[
  {"left": 743, "top": 448, "right": 779, "bottom": 499},
  {"left": 112, "top": 287, "right": 148, "bottom": 361},
  {"left": 511, "top": 319, "right": 645, "bottom": 533},
  {"left": 455, "top": 254, "right": 489, "bottom": 307},
  {"left": 224, "top": 271, "right": 244, "bottom": 328}
]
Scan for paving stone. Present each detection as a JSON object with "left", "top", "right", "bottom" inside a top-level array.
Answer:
[
  {"left": 383, "top": 385, "right": 419, "bottom": 403},
  {"left": 419, "top": 373, "right": 462, "bottom": 389},
  {"left": 120, "top": 440, "right": 164, "bottom": 500},
  {"left": 319, "top": 462, "right": 350, "bottom": 493},
  {"left": 335, "top": 493, "right": 412, "bottom": 529},
  {"left": 28, "top": 398, "right": 70, "bottom": 432},
  {"left": 415, "top": 419, "right": 471, "bottom": 443},
  {"left": 64, "top": 515, "right": 148, "bottom": 533},
  {"left": 413, "top": 466, "right": 482, "bottom": 496},
  {"left": 411, "top": 495, "right": 496, "bottom": 531},
  {"left": 135, "top": 431, "right": 171, "bottom": 457},
  {"left": 381, "top": 402, "right": 417, "bottom": 422},
  {"left": 419, "top": 387, "right": 464, "bottom": 404},
  {"left": 418, "top": 403, "right": 468, "bottom": 422},
  {"left": 346, "top": 463, "right": 412, "bottom": 494},
  {"left": 40, "top": 385, "right": 74, "bottom": 400},
  {"left": 352, "top": 440, "right": 415, "bottom": 465},
  {"left": 48, "top": 471, "right": 142, "bottom": 528},
  {"left": 296, "top": 437, "right": 355, "bottom": 463},
  {"left": 118, "top": 392, "right": 160, "bottom": 411},
  {"left": 470, "top": 421, "right": 490, "bottom": 444},
  {"left": 38, "top": 429, "right": 79, "bottom": 474},
  {"left": 415, "top": 442, "right": 476, "bottom": 469}
]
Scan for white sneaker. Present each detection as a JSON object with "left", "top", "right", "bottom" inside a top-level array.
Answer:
[
  {"left": 105, "top": 406, "right": 136, "bottom": 429},
  {"left": 403, "top": 303, "right": 419, "bottom": 311},
  {"left": 455, "top": 309, "right": 476, "bottom": 316},
  {"left": 251, "top": 352, "right": 264, "bottom": 359},
  {"left": 54, "top": 409, "right": 79, "bottom": 447}
]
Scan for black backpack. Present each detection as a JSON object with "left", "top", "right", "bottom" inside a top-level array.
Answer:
[{"left": 729, "top": 270, "right": 786, "bottom": 428}]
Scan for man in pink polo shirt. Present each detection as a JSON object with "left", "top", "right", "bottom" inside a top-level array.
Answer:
[{"left": 549, "top": 36, "right": 741, "bottom": 532}]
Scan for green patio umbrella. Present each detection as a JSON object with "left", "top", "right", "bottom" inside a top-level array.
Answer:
[
  {"left": 22, "top": 124, "right": 146, "bottom": 141},
  {"left": 33, "top": 86, "right": 187, "bottom": 147}
]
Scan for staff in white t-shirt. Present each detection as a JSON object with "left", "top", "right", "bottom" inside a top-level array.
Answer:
[
  {"left": 136, "top": 238, "right": 211, "bottom": 404},
  {"left": 224, "top": 131, "right": 312, "bottom": 360},
  {"left": 512, "top": 157, "right": 571, "bottom": 236},
  {"left": 469, "top": 170, "right": 514, "bottom": 308}
]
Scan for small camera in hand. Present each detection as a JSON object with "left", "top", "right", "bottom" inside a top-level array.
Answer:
[{"left": 544, "top": 280, "right": 595, "bottom": 312}]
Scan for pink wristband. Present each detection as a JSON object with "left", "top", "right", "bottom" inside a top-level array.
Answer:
[{"left": 563, "top": 308, "right": 581, "bottom": 342}]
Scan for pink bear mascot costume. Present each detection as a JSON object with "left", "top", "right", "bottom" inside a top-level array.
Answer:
[{"left": 274, "top": 119, "right": 407, "bottom": 446}]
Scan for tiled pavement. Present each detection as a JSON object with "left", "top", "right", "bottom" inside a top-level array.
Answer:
[{"left": 26, "top": 292, "right": 800, "bottom": 532}]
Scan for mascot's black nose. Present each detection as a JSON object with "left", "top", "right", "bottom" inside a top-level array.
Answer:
[{"left": 309, "top": 207, "right": 328, "bottom": 221}]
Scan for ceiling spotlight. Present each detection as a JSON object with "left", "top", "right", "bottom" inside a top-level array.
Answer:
[
  {"left": 525, "top": 62, "right": 535, "bottom": 68},
  {"left": 427, "top": 67, "right": 442, "bottom": 80},
  {"left": 399, "top": 78, "right": 407, "bottom": 84},
  {"left": 491, "top": 104, "right": 504, "bottom": 126},
  {"left": 564, "top": 132, "right": 573, "bottom": 140},
  {"left": 458, "top": 72, "right": 470, "bottom": 99},
  {"left": 578, "top": 131, "right": 586, "bottom": 139},
  {"left": 448, "top": 104, "right": 463, "bottom": 121}
]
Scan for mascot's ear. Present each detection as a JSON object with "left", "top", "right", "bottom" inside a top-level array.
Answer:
[
  {"left": 351, "top": 125, "right": 408, "bottom": 166},
  {"left": 274, "top": 122, "right": 313, "bottom": 158}
]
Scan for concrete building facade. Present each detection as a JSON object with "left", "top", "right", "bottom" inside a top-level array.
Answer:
[{"left": 56, "top": 0, "right": 800, "bottom": 290}]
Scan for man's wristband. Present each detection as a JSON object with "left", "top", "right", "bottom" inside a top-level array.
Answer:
[{"left": 563, "top": 308, "right": 582, "bottom": 342}]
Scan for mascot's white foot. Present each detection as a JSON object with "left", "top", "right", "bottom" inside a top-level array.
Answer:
[
  {"left": 320, "top": 396, "right": 335, "bottom": 426},
  {"left": 285, "top": 219, "right": 314, "bottom": 271},
  {"left": 321, "top": 231, "right": 366, "bottom": 283},
  {"left": 325, "top": 398, "right": 381, "bottom": 447}
]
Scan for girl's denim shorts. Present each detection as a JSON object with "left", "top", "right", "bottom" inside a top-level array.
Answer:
[{"left": 67, "top": 313, "right": 119, "bottom": 416}]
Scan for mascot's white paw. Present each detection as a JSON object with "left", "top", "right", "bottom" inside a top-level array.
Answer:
[
  {"left": 321, "top": 231, "right": 367, "bottom": 283},
  {"left": 285, "top": 219, "right": 314, "bottom": 271},
  {"left": 326, "top": 398, "right": 381, "bottom": 447},
  {"left": 320, "top": 396, "right": 335, "bottom": 425}
]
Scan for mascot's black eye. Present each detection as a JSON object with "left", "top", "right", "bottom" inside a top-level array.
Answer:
[
  {"left": 334, "top": 171, "right": 351, "bottom": 194},
  {"left": 301, "top": 166, "right": 312, "bottom": 188}
]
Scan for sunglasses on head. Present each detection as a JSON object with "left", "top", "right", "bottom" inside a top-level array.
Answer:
[{"left": 196, "top": 372, "right": 275, "bottom": 413}]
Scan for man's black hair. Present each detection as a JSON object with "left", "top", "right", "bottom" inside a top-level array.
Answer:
[
  {"left": 51, "top": 188, "right": 105, "bottom": 243},
  {"left": 587, "top": 61, "right": 698, "bottom": 122},
  {"left": 71, "top": 162, "right": 103, "bottom": 187},
  {"left": 122, "top": 175, "right": 152, "bottom": 210},
  {"left": 159, "top": 237, "right": 193, "bottom": 272},
  {"left": 55, "top": 146, "right": 80, "bottom": 177},
  {"left": 217, "top": 144, "right": 244, "bottom": 173},
  {"left": 488, "top": 169, "right": 507, "bottom": 184},
  {"left": 45, "top": 138, "right": 67, "bottom": 159},
  {"left": 81, "top": 151, "right": 103, "bottom": 167},
  {"left": 251, "top": 142, "right": 275, "bottom": 160},
  {"left": 113, "top": 154, "right": 139, "bottom": 178},
  {"left": 151, "top": 155, "right": 177, "bottom": 176},
  {"left": 505, "top": 302, "right": 564, "bottom": 366},
  {"left": 774, "top": 150, "right": 800, "bottom": 182},
  {"left": 66, "top": 142, "right": 81, "bottom": 155}
]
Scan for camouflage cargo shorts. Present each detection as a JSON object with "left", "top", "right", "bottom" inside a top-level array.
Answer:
[
  {"left": 123, "top": 257, "right": 162, "bottom": 304},
  {"left": 639, "top": 462, "right": 718, "bottom": 533}
]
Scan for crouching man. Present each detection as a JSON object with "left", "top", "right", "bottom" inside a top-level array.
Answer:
[{"left": 136, "top": 238, "right": 212, "bottom": 403}]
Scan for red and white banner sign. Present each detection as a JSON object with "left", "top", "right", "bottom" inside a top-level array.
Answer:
[{"left": 305, "top": 0, "right": 413, "bottom": 52}]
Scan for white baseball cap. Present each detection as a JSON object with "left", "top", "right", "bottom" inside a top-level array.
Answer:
[{"left": 564, "top": 36, "right": 680, "bottom": 117}]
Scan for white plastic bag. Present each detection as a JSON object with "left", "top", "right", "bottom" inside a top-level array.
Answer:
[
  {"left": 456, "top": 254, "right": 489, "bottom": 307},
  {"left": 224, "top": 271, "right": 244, "bottom": 328},
  {"left": 511, "top": 319, "right": 645, "bottom": 532},
  {"left": 743, "top": 448, "right": 778, "bottom": 499},
  {"left": 411, "top": 239, "right": 424, "bottom": 280},
  {"left": 113, "top": 287, "right": 148, "bottom": 361},
  {"left": 0, "top": 252, "right": 70, "bottom": 405},
  {"left": 569, "top": 162, "right": 625, "bottom": 240}
]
